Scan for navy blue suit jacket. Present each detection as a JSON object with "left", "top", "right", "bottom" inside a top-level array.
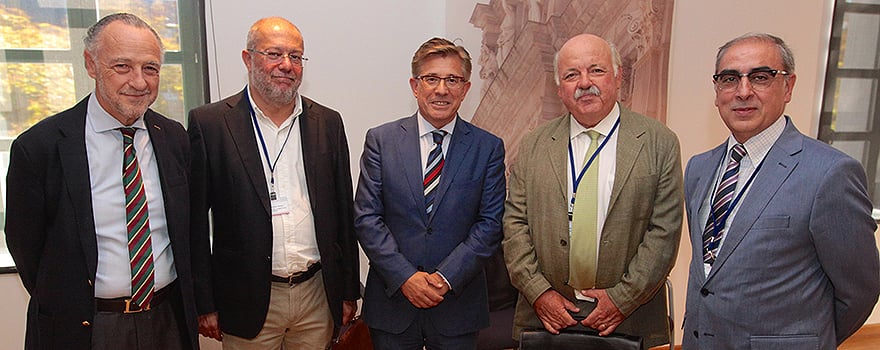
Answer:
[{"left": 354, "top": 115, "right": 506, "bottom": 336}]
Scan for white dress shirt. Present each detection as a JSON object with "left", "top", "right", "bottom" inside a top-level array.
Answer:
[
  {"left": 86, "top": 94, "right": 176, "bottom": 298},
  {"left": 699, "top": 116, "right": 786, "bottom": 276},
  {"left": 247, "top": 87, "right": 320, "bottom": 277}
]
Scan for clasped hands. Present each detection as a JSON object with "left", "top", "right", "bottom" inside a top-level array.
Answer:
[
  {"left": 401, "top": 271, "right": 450, "bottom": 308},
  {"left": 533, "top": 288, "right": 625, "bottom": 336}
]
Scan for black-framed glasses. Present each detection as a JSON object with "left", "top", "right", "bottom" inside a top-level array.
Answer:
[
  {"left": 415, "top": 75, "right": 468, "bottom": 89},
  {"left": 247, "top": 49, "right": 308, "bottom": 66},
  {"left": 712, "top": 68, "right": 789, "bottom": 91}
]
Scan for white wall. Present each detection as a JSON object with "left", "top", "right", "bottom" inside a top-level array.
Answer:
[{"left": 3, "top": 1, "right": 877, "bottom": 349}]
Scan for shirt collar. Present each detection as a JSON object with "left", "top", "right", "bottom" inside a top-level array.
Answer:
[
  {"left": 725, "top": 115, "right": 787, "bottom": 165},
  {"left": 418, "top": 112, "right": 457, "bottom": 138},
  {"left": 570, "top": 102, "right": 620, "bottom": 140},
  {"left": 87, "top": 93, "right": 147, "bottom": 133},
  {"left": 246, "top": 85, "right": 303, "bottom": 128}
]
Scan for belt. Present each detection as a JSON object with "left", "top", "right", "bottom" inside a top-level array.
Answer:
[
  {"left": 95, "top": 281, "right": 176, "bottom": 314},
  {"left": 271, "top": 262, "right": 322, "bottom": 286}
]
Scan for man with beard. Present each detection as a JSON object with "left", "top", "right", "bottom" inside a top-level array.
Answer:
[
  {"left": 188, "top": 17, "right": 360, "bottom": 349},
  {"left": 5, "top": 13, "right": 199, "bottom": 349},
  {"left": 502, "top": 34, "right": 683, "bottom": 347}
]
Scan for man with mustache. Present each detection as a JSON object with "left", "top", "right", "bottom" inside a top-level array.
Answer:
[
  {"left": 503, "top": 33, "right": 683, "bottom": 347},
  {"left": 354, "top": 37, "right": 505, "bottom": 349},
  {"left": 188, "top": 17, "right": 360, "bottom": 349},
  {"left": 5, "top": 13, "right": 199, "bottom": 349},
  {"left": 682, "top": 33, "right": 879, "bottom": 349}
]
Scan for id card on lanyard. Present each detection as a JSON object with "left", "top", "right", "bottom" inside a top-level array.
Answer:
[
  {"left": 567, "top": 117, "right": 620, "bottom": 223},
  {"left": 246, "top": 89, "right": 296, "bottom": 216}
]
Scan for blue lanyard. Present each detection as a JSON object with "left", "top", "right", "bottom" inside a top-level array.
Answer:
[
  {"left": 245, "top": 89, "right": 296, "bottom": 198},
  {"left": 708, "top": 150, "right": 765, "bottom": 238},
  {"left": 568, "top": 116, "right": 620, "bottom": 208}
]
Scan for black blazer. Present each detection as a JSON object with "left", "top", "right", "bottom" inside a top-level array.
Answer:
[
  {"left": 188, "top": 89, "right": 360, "bottom": 338},
  {"left": 4, "top": 96, "right": 199, "bottom": 349}
]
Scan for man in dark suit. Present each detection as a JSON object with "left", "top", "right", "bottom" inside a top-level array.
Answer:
[
  {"left": 5, "top": 13, "right": 198, "bottom": 350},
  {"left": 354, "top": 37, "right": 506, "bottom": 350},
  {"left": 683, "top": 33, "right": 880, "bottom": 349},
  {"left": 189, "top": 17, "right": 360, "bottom": 349}
]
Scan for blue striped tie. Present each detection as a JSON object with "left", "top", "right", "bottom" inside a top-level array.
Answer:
[
  {"left": 702, "top": 143, "right": 746, "bottom": 265},
  {"left": 423, "top": 130, "right": 447, "bottom": 214}
]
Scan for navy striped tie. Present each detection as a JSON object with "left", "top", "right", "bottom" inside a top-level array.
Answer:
[
  {"left": 424, "top": 130, "right": 447, "bottom": 214},
  {"left": 702, "top": 143, "right": 746, "bottom": 265}
]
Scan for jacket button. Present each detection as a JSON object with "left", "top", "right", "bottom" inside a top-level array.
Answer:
[
  {"left": 693, "top": 330, "right": 698, "bottom": 338},
  {"left": 427, "top": 228, "right": 433, "bottom": 235},
  {"left": 560, "top": 240, "right": 567, "bottom": 246},
  {"left": 82, "top": 321, "right": 91, "bottom": 327},
  {"left": 417, "top": 265, "right": 425, "bottom": 271},
  {"left": 700, "top": 288, "right": 710, "bottom": 296}
]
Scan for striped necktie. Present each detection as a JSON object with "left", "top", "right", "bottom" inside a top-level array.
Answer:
[
  {"left": 120, "top": 127, "right": 155, "bottom": 309},
  {"left": 424, "top": 130, "right": 447, "bottom": 214},
  {"left": 702, "top": 143, "right": 746, "bottom": 265}
]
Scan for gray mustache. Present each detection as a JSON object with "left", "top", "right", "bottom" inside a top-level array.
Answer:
[{"left": 574, "top": 85, "right": 601, "bottom": 99}]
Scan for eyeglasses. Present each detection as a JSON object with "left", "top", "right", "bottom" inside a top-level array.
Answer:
[
  {"left": 415, "top": 75, "right": 468, "bottom": 89},
  {"left": 712, "top": 68, "right": 789, "bottom": 91},
  {"left": 247, "top": 49, "right": 308, "bottom": 66}
]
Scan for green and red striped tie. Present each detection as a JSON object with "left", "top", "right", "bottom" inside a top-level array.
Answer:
[{"left": 120, "top": 127, "right": 154, "bottom": 309}]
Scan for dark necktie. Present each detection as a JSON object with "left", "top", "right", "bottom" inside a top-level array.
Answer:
[
  {"left": 120, "top": 127, "right": 155, "bottom": 309},
  {"left": 423, "top": 130, "right": 447, "bottom": 214},
  {"left": 702, "top": 143, "right": 746, "bottom": 265}
]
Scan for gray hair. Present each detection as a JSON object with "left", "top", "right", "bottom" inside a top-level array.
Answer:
[
  {"left": 716, "top": 33, "right": 795, "bottom": 73},
  {"left": 553, "top": 38, "right": 622, "bottom": 85},
  {"left": 83, "top": 13, "right": 165, "bottom": 62}
]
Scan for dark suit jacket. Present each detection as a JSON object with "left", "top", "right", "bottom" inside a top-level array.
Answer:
[
  {"left": 353, "top": 115, "right": 506, "bottom": 336},
  {"left": 4, "top": 96, "right": 199, "bottom": 350},
  {"left": 682, "top": 118, "right": 880, "bottom": 349},
  {"left": 188, "top": 89, "right": 360, "bottom": 338}
]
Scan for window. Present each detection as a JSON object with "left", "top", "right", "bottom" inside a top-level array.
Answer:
[
  {"left": 0, "top": 0, "right": 208, "bottom": 272},
  {"left": 819, "top": 0, "right": 880, "bottom": 218}
]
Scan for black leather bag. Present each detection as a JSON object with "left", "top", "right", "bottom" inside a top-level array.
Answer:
[{"left": 519, "top": 327, "right": 644, "bottom": 350}]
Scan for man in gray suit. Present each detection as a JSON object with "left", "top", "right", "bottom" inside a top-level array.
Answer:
[
  {"left": 503, "top": 33, "right": 682, "bottom": 348},
  {"left": 683, "top": 33, "right": 880, "bottom": 349}
]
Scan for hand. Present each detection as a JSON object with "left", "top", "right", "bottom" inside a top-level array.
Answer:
[
  {"left": 198, "top": 312, "right": 222, "bottom": 341},
  {"left": 532, "top": 290, "right": 579, "bottom": 334},
  {"left": 342, "top": 300, "right": 358, "bottom": 325},
  {"left": 426, "top": 272, "right": 450, "bottom": 295},
  {"left": 580, "top": 289, "right": 626, "bottom": 336},
  {"left": 400, "top": 271, "right": 445, "bottom": 308}
]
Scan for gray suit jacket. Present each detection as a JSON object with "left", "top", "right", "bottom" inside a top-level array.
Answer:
[
  {"left": 682, "top": 117, "right": 880, "bottom": 349},
  {"left": 503, "top": 107, "right": 683, "bottom": 347}
]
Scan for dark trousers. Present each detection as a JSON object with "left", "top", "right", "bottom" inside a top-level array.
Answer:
[
  {"left": 369, "top": 311, "right": 478, "bottom": 350},
  {"left": 91, "top": 285, "right": 189, "bottom": 350}
]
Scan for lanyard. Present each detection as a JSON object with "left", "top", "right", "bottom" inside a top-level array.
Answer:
[
  {"left": 245, "top": 89, "right": 296, "bottom": 200},
  {"left": 568, "top": 116, "right": 620, "bottom": 209},
  {"left": 708, "top": 151, "right": 765, "bottom": 238}
]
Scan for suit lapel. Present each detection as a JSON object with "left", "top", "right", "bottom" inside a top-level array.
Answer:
[
  {"left": 608, "top": 110, "right": 644, "bottom": 216},
  {"left": 545, "top": 117, "right": 570, "bottom": 202},
  {"left": 57, "top": 97, "right": 99, "bottom": 279},
  {"left": 224, "top": 90, "right": 271, "bottom": 215},
  {"left": 298, "top": 98, "right": 319, "bottom": 213},
  {"left": 706, "top": 121, "right": 802, "bottom": 282},
  {"left": 428, "top": 118, "right": 473, "bottom": 223},
  {"left": 397, "top": 115, "right": 428, "bottom": 222}
]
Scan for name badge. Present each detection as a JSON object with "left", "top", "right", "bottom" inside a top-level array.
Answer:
[{"left": 271, "top": 196, "right": 290, "bottom": 216}]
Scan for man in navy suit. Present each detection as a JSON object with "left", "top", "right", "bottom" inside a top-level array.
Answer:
[
  {"left": 682, "top": 33, "right": 880, "bottom": 349},
  {"left": 5, "top": 13, "right": 198, "bottom": 349},
  {"left": 354, "top": 37, "right": 506, "bottom": 350}
]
